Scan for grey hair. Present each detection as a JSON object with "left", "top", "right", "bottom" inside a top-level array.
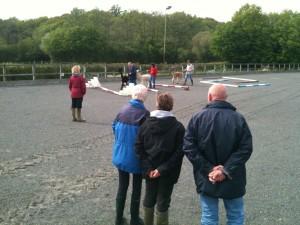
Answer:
[{"left": 132, "top": 84, "right": 148, "bottom": 102}]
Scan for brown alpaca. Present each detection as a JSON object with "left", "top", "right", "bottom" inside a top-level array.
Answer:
[{"left": 171, "top": 68, "right": 184, "bottom": 84}]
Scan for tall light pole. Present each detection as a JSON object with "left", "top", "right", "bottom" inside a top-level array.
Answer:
[{"left": 163, "top": 6, "right": 172, "bottom": 64}]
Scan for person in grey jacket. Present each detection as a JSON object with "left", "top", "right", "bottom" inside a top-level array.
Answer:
[
  {"left": 135, "top": 91, "right": 185, "bottom": 225},
  {"left": 183, "top": 83, "right": 253, "bottom": 225}
]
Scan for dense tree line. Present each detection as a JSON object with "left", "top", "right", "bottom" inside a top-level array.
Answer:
[{"left": 0, "top": 4, "right": 299, "bottom": 64}]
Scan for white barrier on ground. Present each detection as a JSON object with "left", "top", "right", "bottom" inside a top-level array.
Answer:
[
  {"left": 200, "top": 80, "right": 271, "bottom": 88},
  {"left": 155, "top": 84, "right": 189, "bottom": 90},
  {"left": 222, "top": 76, "right": 259, "bottom": 82},
  {"left": 200, "top": 80, "right": 239, "bottom": 88},
  {"left": 86, "top": 77, "right": 128, "bottom": 96}
]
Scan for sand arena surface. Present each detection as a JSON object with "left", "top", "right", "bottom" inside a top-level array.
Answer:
[{"left": 0, "top": 73, "right": 300, "bottom": 224}]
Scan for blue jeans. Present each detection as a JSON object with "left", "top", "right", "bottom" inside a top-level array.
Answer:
[
  {"left": 149, "top": 76, "right": 156, "bottom": 88},
  {"left": 200, "top": 193, "right": 244, "bottom": 225},
  {"left": 129, "top": 78, "right": 137, "bottom": 85}
]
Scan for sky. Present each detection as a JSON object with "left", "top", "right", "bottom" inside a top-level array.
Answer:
[{"left": 1, "top": 0, "right": 300, "bottom": 22}]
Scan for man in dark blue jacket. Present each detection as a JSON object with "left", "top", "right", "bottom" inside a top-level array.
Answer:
[
  {"left": 183, "top": 83, "right": 253, "bottom": 225},
  {"left": 128, "top": 62, "right": 137, "bottom": 85}
]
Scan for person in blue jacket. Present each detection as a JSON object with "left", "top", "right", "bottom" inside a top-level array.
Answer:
[
  {"left": 183, "top": 83, "right": 253, "bottom": 225},
  {"left": 128, "top": 62, "right": 137, "bottom": 85},
  {"left": 112, "top": 84, "right": 150, "bottom": 225}
]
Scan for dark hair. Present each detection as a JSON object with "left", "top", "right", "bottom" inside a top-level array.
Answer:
[
  {"left": 156, "top": 92, "right": 173, "bottom": 111},
  {"left": 151, "top": 63, "right": 155, "bottom": 67}
]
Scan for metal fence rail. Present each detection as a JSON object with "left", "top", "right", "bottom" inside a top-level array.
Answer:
[{"left": 1, "top": 63, "right": 299, "bottom": 82}]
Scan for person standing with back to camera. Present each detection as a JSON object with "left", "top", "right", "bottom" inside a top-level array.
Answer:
[
  {"left": 135, "top": 91, "right": 185, "bottom": 225},
  {"left": 112, "top": 84, "right": 150, "bottom": 225},
  {"left": 183, "top": 60, "right": 194, "bottom": 86},
  {"left": 68, "top": 65, "right": 86, "bottom": 122},
  {"left": 147, "top": 63, "right": 158, "bottom": 89},
  {"left": 183, "top": 83, "right": 253, "bottom": 225},
  {"left": 128, "top": 62, "right": 137, "bottom": 85}
]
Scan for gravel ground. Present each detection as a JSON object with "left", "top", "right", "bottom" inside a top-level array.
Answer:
[{"left": 0, "top": 73, "right": 300, "bottom": 225}]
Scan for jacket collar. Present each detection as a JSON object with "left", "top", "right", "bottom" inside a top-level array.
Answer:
[
  {"left": 205, "top": 100, "right": 236, "bottom": 111},
  {"left": 130, "top": 99, "right": 145, "bottom": 108}
]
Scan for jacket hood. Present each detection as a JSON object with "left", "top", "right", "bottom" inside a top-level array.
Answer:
[
  {"left": 204, "top": 100, "right": 236, "bottom": 111},
  {"left": 146, "top": 111, "right": 177, "bottom": 135}
]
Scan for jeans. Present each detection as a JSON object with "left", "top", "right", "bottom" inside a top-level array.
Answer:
[
  {"left": 149, "top": 76, "right": 156, "bottom": 88},
  {"left": 143, "top": 178, "right": 174, "bottom": 212},
  {"left": 129, "top": 78, "right": 137, "bottom": 85},
  {"left": 200, "top": 193, "right": 244, "bottom": 225}
]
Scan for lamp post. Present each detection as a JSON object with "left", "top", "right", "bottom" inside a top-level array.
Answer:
[{"left": 163, "top": 6, "right": 172, "bottom": 64}]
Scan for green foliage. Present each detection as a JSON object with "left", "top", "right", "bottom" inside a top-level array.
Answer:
[
  {"left": 41, "top": 26, "right": 104, "bottom": 62},
  {"left": 212, "top": 4, "right": 272, "bottom": 63},
  {"left": 0, "top": 4, "right": 300, "bottom": 64}
]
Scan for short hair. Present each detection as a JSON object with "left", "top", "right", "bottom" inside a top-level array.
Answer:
[
  {"left": 72, "top": 65, "right": 81, "bottom": 74},
  {"left": 132, "top": 84, "right": 148, "bottom": 102},
  {"left": 156, "top": 91, "right": 173, "bottom": 111}
]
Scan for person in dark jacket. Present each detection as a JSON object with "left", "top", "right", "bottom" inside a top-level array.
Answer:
[
  {"left": 128, "top": 62, "right": 137, "bottom": 85},
  {"left": 135, "top": 91, "right": 185, "bottom": 225},
  {"left": 183, "top": 83, "right": 253, "bottom": 225},
  {"left": 112, "top": 84, "right": 150, "bottom": 225},
  {"left": 68, "top": 65, "right": 86, "bottom": 122}
]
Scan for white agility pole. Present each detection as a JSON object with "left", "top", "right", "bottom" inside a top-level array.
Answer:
[
  {"left": 200, "top": 80, "right": 271, "bottom": 88},
  {"left": 238, "top": 83, "right": 271, "bottom": 87},
  {"left": 222, "top": 76, "right": 258, "bottom": 82},
  {"left": 147, "top": 88, "right": 159, "bottom": 92},
  {"left": 96, "top": 86, "right": 125, "bottom": 96},
  {"left": 200, "top": 80, "right": 239, "bottom": 88},
  {"left": 209, "top": 79, "right": 229, "bottom": 82},
  {"left": 155, "top": 84, "right": 189, "bottom": 90},
  {"left": 86, "top": 77, "right": 128, "bottom": 96}
]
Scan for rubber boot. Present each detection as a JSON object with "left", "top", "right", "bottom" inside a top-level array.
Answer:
[
  {"left": 130, "top": 200, "right": 144, "bottom": 225},
  {"left": 155, "top": 210, "right": 168, "bottom": 225},
  {"left": 76, "top": 109, "right": 85, "bottom": 122},
  {"left": 191, "top": 79, "right": 193, "bottom": 86},
  {"left": 115, "top": 197, "right": 127, "bottom": 225},
  {"left": 71, "top": 108, "right": 77, "bottom": 121},
  {"left": 143, "top": 207, "right": 154, "bottom": 225},
  {"left": 183, "top": 78, "right": 187, "bottom": 85}
]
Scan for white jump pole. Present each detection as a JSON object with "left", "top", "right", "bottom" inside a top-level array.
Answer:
[
  {"left": 155, "top": 84, "right": 189, "bottom": 90},
  {"left": 200, "top": 80, "right": 239, "bottom": 88},
  {"left": 222, "top": 76, "right": 258, "bottom": 82},
  {"left": 238, "top": 83, "right": 271, "bottom": 87},
  {"left": 147, "top": 88, "right": 159, "bottom": 92},
  {"left": 96, "top": 86, "right": 125, "bottom": 96}
]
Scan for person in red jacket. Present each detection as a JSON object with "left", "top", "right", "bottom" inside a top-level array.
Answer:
[
  {"left": 68, "top": 65, "right": 86, "bottom": 122},
  {"left": 148, "top": 63, "right": 158, "bottom": 89}
]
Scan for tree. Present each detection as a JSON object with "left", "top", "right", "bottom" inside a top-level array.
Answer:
[
  {"left": 269, "top": 11, "right": 300, "bottom": 62},
  {"left": 212, "top": 4, "right": 272, "bottom": 63},
  {"left": 109, "top": 5, "right": 122, "bottom": 16},
  {"left": 41, "top": 26, "right": 104, "bottom": 62},
  {"left": 192, "top": 31, "right": 218, "bottom": 62}
]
